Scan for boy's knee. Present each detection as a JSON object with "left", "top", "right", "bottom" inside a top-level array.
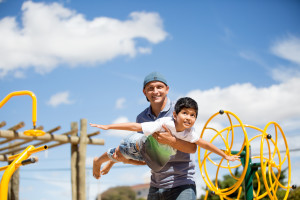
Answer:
[{"left": 113, "top": 146, "right": 125, "bottom": 160}]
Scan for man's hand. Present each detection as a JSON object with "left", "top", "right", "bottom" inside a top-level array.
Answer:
[
  {"left": 152, "top": 124, "right": 197, "bottom": 153},
  {"left": 152, "top": 124, "right": 176, "bottom": 145}
]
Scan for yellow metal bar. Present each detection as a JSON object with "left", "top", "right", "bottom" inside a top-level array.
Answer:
[
  {"left": 0, "top": 145, "right": 34, "bottom": 200},
  {"left": 0, "top": 145, "right": 47, "bottom": 200},
  {"left": 0, "top": 90, "right": 37, "bottom": 127},
  {"left": 27, "top": 145, "right": 48, "bottom": 155},
  {"left": 204, "top": 190, "right": 209, "bottom": 200},
  {"left": 198, "top": 110, "right": 249, "bottom": 196},
  {"left": 8, "top": 145, "right": 48, "bottom": 161},
  {"left": 0, "top": 166, "right": 8, "bottom": 171},
  {"left": 198, "top": 111, "right": 292, "bottom": 200}
]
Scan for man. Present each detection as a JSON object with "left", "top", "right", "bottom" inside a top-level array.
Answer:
[{"left": 114, "top": 72, "right": 197, "bottom": 200}]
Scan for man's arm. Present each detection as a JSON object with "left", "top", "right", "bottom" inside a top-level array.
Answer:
[{"left": 152, "top": 125, "right": 197, "bottom": 153}]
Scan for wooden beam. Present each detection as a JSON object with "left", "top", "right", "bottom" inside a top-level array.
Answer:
[
  {"left": 0, "top": 139, "right": 13, "bottom": 145},
  {"left": 0, "top": 121, "right": 6, "bottom": 128},
  {"left": 8, "top": 122, "right": 25, "bottom": 131},
  {"left": 47, "top": 142, "right": 67, "bottom": 149},
  {"left": 0, "top": 154, "right": 8, "bottom": 161},
  {"left": 0, "top": 127, "right": 61, "bottom": 152},
  {"left": 36, "top": 125, "right": 44, "bottom": 130},
  {"left": 47, "top": 126, "right": 61, "bottom": 134},
  {"left": 0, "top": 130, "right": 104, "bottom": 145},
  {"left": 0, "top": 122, "right": 25, "bottom": 145},
  {"left": 87, "top": 131, "right": 100, "bottom": 138}
]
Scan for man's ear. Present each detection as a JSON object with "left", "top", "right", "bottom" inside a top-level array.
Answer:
[
  {"left": 173, "top": 111, "right": 177, "bottom": 120},
  {"left": 166, "top": 85, "right": 169, "bottom": 94},
  {"left": 143, "top": 88, "right": 146, "bottom": 96}
]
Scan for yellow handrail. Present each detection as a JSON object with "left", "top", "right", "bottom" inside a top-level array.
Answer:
[
  {"left": 0, "top": 90, "right": 37, "bottom": 127},
  {"left": 0, "top": 90, "right": 45, "bottom": 136},
  {"left": 0, "top": 145, "right": 48, "bottom": 200}
]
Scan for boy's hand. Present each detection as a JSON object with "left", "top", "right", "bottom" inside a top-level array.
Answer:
[
  {"left": 225, "top": 154, "right": 240, "bottom": 162},
  {"left": 89, "top": 123, "right": 109, "bottom": 130}
]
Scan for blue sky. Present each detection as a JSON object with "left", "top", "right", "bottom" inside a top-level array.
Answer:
[{"left": 1, "top": 0, "right": 300, "bottom": 199}]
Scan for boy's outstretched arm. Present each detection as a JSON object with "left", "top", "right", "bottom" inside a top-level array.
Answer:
[
  {"left": 89, "top": 122, "right": 142, "bottom": 132},
  {"left": 195, "top": 138, "right": 239, "bottom": 161}
]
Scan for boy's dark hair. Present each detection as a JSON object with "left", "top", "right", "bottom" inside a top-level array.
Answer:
[{"left": 174, "top": 97, "right": 198, "bottom": 117}]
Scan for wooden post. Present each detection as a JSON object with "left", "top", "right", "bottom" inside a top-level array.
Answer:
[
  {"left": 70, "top": 122, "right": 78, "bottom": 200},
  {"left": 8, "top": 143, "right": 19, "bottom": 200},
  {"left": 78, "top": 119, "right": 87, "bottom": 200},
  {"left": 0, "top": 119, "right": 105, "bottom": 200},
  {"left": 8, "top": 168, "right": 19, "bottom": 200}
]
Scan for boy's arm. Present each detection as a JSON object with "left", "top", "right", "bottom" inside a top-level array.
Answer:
[
  {"left": 195, "top": 138, "right": 239, "bottom": 161},
  {"left": 152, "top": 125, "right": 197, "bottom": 153},
  {"left": 124, "top": 159, "right": 146, "bottom": 165},
  {"left": 90, "top": 122, "right": 142, "bottom": 132}
]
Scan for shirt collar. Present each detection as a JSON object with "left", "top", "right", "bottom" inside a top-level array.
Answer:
[{"left": 146, "top": 97, "right": 171, "bottom": 119}]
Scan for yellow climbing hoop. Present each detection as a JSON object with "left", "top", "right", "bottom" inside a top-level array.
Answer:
[{"left": 199, "top": 110, "right": 294, "bottom": 200}]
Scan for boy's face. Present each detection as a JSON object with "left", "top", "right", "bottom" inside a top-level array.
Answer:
[
  {"left": 143, "top": 81, "right": 169, "bottom": 104},
  {"left": 173, "top": 108, "right": 197, "bottom": 131}
]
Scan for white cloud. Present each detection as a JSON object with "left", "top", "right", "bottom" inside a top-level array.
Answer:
[
  {"left": 271, "top": 67, "right": 300, "bottom": 82},
  {"left": 269, "top": 35, "right": 300, "bottom": 82},
  {"left": 0, "top": 1, "right": 168, "bottom": 78},
  {"left": 239, "top": 51, "right": 268, "bottom": 69},
  {"left": 47, "top": 91, "right": 73, "bottom": 107},
  {"left": 138, "top": 47, "right": 152, "bottom": 54},
  {"left": 187, "top": 77, "right": 300, "bottom": 132},
  {"left": 115, "top": 97, "right": 126, "bottom": 109},
  {"left": 271, "top": 35, "right": 300, "bottom": 65}
]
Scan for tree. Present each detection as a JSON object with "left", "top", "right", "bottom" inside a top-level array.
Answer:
[
  {"left": 100, "top": 186, "right": 136, "bottom": 200},
  {"left": 288, "top": 186, "right": 300, "bottom": 200},
  {"left": 199, "top": 167, "right": 291, "bottom": 200}
]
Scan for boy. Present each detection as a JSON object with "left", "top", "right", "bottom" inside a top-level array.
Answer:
[{"left": 90, "top": 97, "right": 239, "bottom": 179}]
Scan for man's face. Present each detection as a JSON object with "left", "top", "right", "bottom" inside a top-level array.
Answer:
[{"left": 143, "top": 81, "right": 169, "bottom": 104}]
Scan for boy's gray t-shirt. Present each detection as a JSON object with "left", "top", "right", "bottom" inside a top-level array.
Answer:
[{"left": 136, "top": 98, "right": 196, "bottom": 188}]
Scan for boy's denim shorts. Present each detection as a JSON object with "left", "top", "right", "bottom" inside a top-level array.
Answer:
[{"left": 107, "top": 133, "right": 147, "bottom": 163}]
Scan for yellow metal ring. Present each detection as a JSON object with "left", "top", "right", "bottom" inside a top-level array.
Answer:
[
  {"left": 198, "top": 110, "right": 250, "bottom": 196},
  {"left": 260, "top": 122, "right": 291, "bottom": 200},
  {"left": 24, "top": 129, "right": 46, "bottom": 136}
]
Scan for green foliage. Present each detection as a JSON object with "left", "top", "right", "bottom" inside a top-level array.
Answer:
[
  {"left": 100, "top": 186, "right": 136, "bottom": 200},
  {"left": 199, "top": 167, "right": 292, "bottom": 200},
  {"left": 288, "top": 186, "right": 300, "bottom": 200}
]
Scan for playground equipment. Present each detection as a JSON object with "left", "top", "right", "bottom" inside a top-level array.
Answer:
[
  {"left": 199, "top": 110, "right": 296, "bottom": 200},
  {"left": 0, "top": 90, "right": 45, "bottom": 136},
  {"left": 0, "top": 145, "right": 48, "bottom": 200}
]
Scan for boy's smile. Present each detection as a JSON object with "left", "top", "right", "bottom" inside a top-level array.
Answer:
[{"left": 173, "top": 108, "right": 197, "bottom": 132}]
